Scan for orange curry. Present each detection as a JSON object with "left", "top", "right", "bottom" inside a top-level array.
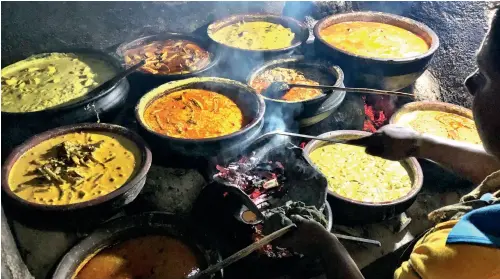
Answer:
[
  {"left": 144, "top": 89, "right": 245, "bottom": 139},
  {"left": 75, "top": 235, "right": 200, "bottom": 279},
  {"left": 319, "top": 21, "right": 429, "bottom": 59},
  {"left": 123, "top": 39, "right": 211, "bottom": 75}
]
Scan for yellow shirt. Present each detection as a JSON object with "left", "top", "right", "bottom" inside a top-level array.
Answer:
[
  {"left": 395, "top": 170, "right": 500, "bottom": 279},
  {"left": 394, "top": 220, "right": 500, "bottom": 279}
]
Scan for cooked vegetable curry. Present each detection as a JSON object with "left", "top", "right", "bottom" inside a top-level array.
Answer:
[
  {"left": 123, "top": 39, "right": 211, "bottom": 75},
  {"left": 212, "top": 21, "right": 295, "bottom": 50},
  {"left": 8, "top": 131, "right": 140, "bottom": 205},
  {"left": 251, "top": 66, "right": 333, "bottom": 101},
  {"left": 75, "top": 235, "right": 200, "bottom": 279},
  {"left": 144, "top": 89, "right": 245, "bottom": 139},
  {"left": 309, "top": 143, "right": 412, "bottom": 203},
  {"left": 1, "top": 53, "right": 115, "bottom": 113},
  {"left": 319, "top": 21, "right": 429, "bottom": 59},
  {"left": 396, "top": 110, "right": 482, "bottom": 145}
]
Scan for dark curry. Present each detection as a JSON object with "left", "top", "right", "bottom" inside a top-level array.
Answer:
[{"left": 123, "top": 39, "right": 211, "bottom": 75}]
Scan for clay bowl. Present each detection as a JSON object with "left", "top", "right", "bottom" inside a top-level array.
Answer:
[
  {"left": 303, "top": 130, "right": 423, "bottom": 224},
  {"left": 207, "top": 14, "right": 309, "bottom": 81},
  {"left": 314, "top": 11, "right": 439, "bottom": 90},
  {"left": 116, "top": 32, "right": 221, "bottom": 84},
  {"left": 1, "top": 49, "right": 130, "bottom": 158},
  {"left": 52, "top": 212, "right": 222, "bottom": 279},
  {"left": 390, "top": 101, "right": 475, "bottom": 125},
  {"left": 1, "top": 123, "right": 152, "bottom": 228},
  {"left": 247, "top": 55, "right": 346, "bottom": 128},
  {"left": 390, "top": 101, "right": 479, "bottom": 189},
  {"left": 207, "top": 14, "right": 309, "bottom": 57},
  {"left": 135, "top": 77, "right": 265, "bottom": 158}
]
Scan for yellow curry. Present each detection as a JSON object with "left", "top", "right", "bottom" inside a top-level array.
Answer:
[
  {"left": 319, "top": 21, "right": 429, "bottom": 59},
  {"left": 395, "top": 110, "right": 482, "bottom": 145},
  {"left": 8, "top": 131, "right": 140, "bottom": 205},
  {"left": 212, "top": 21, "right": 295, "bottom": 50},
  {"left": 1, "top": 53, "right": 115, "bottom": 113},
  {"left": 309, "top": 143, "right": 412, "bottom": 203},
  {"left": 75, "top": 235, "right": 200, "bottom": 279}
]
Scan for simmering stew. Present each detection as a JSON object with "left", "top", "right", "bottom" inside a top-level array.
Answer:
[
  {"left": 212, "top": 21, "right": 295, "bottom": 50},
  {"left": 309, "top": 143, "right": 412, "bottom": 203},
  {"left": 123, "top": 39, "right": 211, "bottom": 75},
  {"left": 319, "top": 21, "right": 429, "bottom": 59},
  {"left": 396, "top": 110, "right": 482, "bottom": 145},
  {"left": 75, "top": 235, "right": 200, "bottom": 279},
  {"left": 8, "top": 131, "right": 140, "bottom": 205},
  {"left": 144, "top": 89, "right": 245, "bottom": 139}
]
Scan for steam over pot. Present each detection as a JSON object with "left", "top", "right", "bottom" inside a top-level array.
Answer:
[{"left": 314, "top": 12, "right": 439, "bottom": 91}]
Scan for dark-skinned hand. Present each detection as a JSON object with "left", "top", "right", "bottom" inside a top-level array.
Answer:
[
  {"left": 363, "top": 124, "right": 421, "bottom": 160},
  {"left": 273, "top": 215, "right": 333, "bottom": 256}
]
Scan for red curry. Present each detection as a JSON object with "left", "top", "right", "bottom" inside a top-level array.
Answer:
[{"left": 144, "top": 89, "right": 245, "bottom": 139}]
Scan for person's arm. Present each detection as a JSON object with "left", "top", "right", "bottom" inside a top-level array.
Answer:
[
  {"left": 362, "top": 125, "right": 500, "bottom": 184},
  {"left": 275, "top": 216, "right": 364, "bottom": 279},
  {"left": 417, "top": 134, "right": 500, "bottom": 184},
  {"left": 317, "top": 232, "right": 365, "bottom": 279}
]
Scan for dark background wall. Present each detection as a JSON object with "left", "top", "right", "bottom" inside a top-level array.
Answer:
[{"left": 1, "top": 1, "right": 494, "bottom": 107}]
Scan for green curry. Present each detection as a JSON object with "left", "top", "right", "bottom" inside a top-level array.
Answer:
[
  {"left": 1, "top": 53, "right": 115, "bottom": 113},
  {"left": 309, "top": 144, "right": 412, "bottom": 203}
]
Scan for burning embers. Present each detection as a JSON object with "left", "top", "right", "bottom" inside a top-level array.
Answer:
[
  {"left": 215, "top": 157, "right": 286, "bottom": 201},
  {"left": 363, "top": 95, "right": 396, "bottom": 132}
]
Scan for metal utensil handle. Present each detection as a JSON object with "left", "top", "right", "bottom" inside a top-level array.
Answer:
[
  {"left": 259, "top": 131, "right": 372, "bottom": 147},
  {"left": 334, "top": 233, "right": 382, "bottom": 246},
  {"left": 102, "top": 60, "right": 145, "bottom": 88},
  {"left": 289, "top": 83, "right": 414, "bottom": 98},
  {"left": 187, "top": 224, "right": 296, "bottom": 279}
]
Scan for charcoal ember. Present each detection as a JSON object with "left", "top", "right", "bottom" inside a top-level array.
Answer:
[{"left": 215, "top": 157, "right": 286, "bottom": 200}]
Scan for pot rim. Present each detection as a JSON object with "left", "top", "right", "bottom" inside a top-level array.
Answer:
[
  {"left": 390, "top": 101, "right": 474, "bottom": 124},
  {"left": 303, "top": 130, "right": 424, "bottom": 207},
  {"left": 313, "top": 11, "right": 440, "bottom": 63},
  {"left": 246, "top": 55, "right": 345, "bottom": 104},
  {"left": 1, "top": 123, "right": 152, "bottom": 211},
  {"left": 135, "top": 77, "right": 266, "bottom": 144},
  {"left": 1, "top": 48, "right": 126, "bottom": 116},
  {"left": 207, "top": 13, "right": 309, "bottom": 54},
  {"left": 115, "top": 32, "right": 221, "bottom": 78},
  {"left": 51, "top": 212, "right": 222, "bottom": 279}
]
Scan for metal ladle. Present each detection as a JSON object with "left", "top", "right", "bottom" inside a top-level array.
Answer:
[
  {"left": 262, "top": 81, "right": 414, "bottom": 100},
  {"left": 254, "top": 130, "right": 374, "bottom": 147}
]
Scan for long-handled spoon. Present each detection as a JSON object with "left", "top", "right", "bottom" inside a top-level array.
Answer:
[
  {"left": 262, "top": 81, "right": 414, "bottom": 100},
  {"left": 254, "top": 130, "right": 374, "bottom": 147}
]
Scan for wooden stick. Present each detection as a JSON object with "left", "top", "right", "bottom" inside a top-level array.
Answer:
[{"left": 187, "top": 224, "right": 296, "bottom": 279}]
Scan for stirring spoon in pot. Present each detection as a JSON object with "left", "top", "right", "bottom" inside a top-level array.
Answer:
[
  {"left": 255, "top": 130, "right": 373, "bottom": 147},
  {"left": 262, "top": 81, "right": 415, "bottom": 100}
]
